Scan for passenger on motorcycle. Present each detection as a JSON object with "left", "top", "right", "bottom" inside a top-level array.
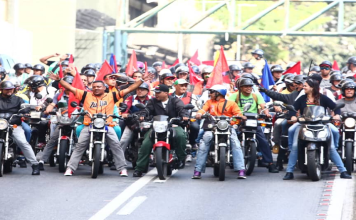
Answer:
[
  {"left": 336, "top": 81, "right": 356, "bottom": 113},
  {"left": 24, "top": 63, "right": 33, "bottom": 75},
  {"left": 319, "top": 61, "right": 333, "bottom": 88},
  {"left": 308, "top": 65, "right": 321, "bottom": 76},
  {"left": 84, "top": 69, "right": 96, "bottom": 90},
  {"left": 230, "top": 78, "right": 279, "bottom": 173},
  {"left": 133, "top": 84, "right": 189, "bottom": 177},
  {"left": 50, "top": 71, "right": 144, "bottom": 176},
  {"left": 283, "top": 78, "right": 351, "bottom": 180},
  {"left": 242, "top": 62, "right": 255, "bottom": 74},
  {"left": 193, "top": 85, "right": 246, "bottom": 179},
  {"left": 152, "top": 61, "right": 163, "bottom": 80},
  {"left": 0, "top": 81, "right": 40, "bottom": 175},
  {"left": 344, "top": 56, "right": 356, "bottom": 77},
  {"left": 175, "top": 66, "right": 189, "bottom": 81},
  {"left": 270, "top": 65, "right": 284, "bottom": 85},
  {"left": 193, "top": 66, "right": 213, "bottom": 96},
  {"left": 10, "top": 63, "right": 29, "bottom": 86},
  {"left": 324, "top": 73, "right": 342, "bottom": 101}
]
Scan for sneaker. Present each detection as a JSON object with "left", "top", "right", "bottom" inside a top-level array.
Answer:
[
  {"left": 18, "top": 160, "right": 27, "bottom": 168},
  {"left": 120, "top": 169, "right": 128, "bottom": 177},
  {"left": 133, "top": 170, "right": 143, "bottom": 177},
  {"left": 37, "top": 142, "right": 46, "bottom": 150},
  {"left": 192, "top": 170, "right": 201, "bottom": 179},
  {"left": 64, "top": 168, "right": 73, "bottom": 176},
  {"left": 38, "top": 162, "right": 44, "bottom": 171},
  {"left": 268, "top": 163, "right": 279, "bottom": 173},
  {"left": 238, "top": 169, "right": 246, "bottom": 179},
  {"left": 340, "top": 171, "right": 352, "bottom": 179},
  {"left": 186, "top": 155, "right": 192, "bottom": 163}
]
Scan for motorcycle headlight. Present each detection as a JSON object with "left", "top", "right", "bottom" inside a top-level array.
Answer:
[
  {"left": 304, "top": 130, "right": 314, "bottom": 138},
  {"left": 298, "top": 117, "right": 305, "bottom": 122},
  {"left": 317, "top": 130, "right": 328, "bottom": 138},
  {"left": 345, "top": 118, "right": 356, "bottom": 128},
  {"left": 0, "top": 119, "right": 8, "bottom": 130},
  {"left": 93, "top": 118, "right": 105, "bottom": 128},
  {"left": 245, "top": 120, "right": 257, "bottom": 127},
  {"left": 153, "top": 121, "right": 168, "bottom": 133},
  {"left": 58, "top": 116, "right": 71, "bottom": 124},
  {"left": 217, "top": 120, "right": 229, "bottom": 130}
]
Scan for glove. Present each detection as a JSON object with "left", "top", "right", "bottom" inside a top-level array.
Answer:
[{"left": 259, "top": 86, "right": 267, "bottom": 93}]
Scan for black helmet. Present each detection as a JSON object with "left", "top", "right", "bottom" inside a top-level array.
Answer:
[
  {"left": 0, "top": 81, "right": 15, "bottom": 90},
  {"left": 116, "top": 74, "right": 128, "bottom": 84},
  {"left": 238, "top": 78, "right": 255, "bottom": 87},
  {"left": 63, "top": 75, "right": 74, "bottom": 84},
  {"left": 293, "top": 75, "right": 306, "bottom": 84},
  {"left": 61, "top": 60, "right": 69, "bottom": 67},
  {"left": 26, "top": 75, "right": 45, "bottom": 89},
  {"left": 85, "top": 63, "right": 96, "bottom": 71},
  {"left": 24, "top": 63, "right": 33, "bottom": 69},
  {"left": 319, "top": 61, "right": 332, "bottom": 68},
  {"left": 341, "top": 81, "right": 356, "bottom": 97},
  {"left": 138, "top": 82, "right": 149, "bottom": 90},
  {"left": 160, "top": 72, "right": 175, "bottom": 81},
  {"left": 94, "top": 63, "right": 101, "bottom": 71},
  {"left": 347, "top": 56, "right": 356, "bottom": 65},
  {"left": 330, "top": 74, "right": 342, "bottom": 85},
  {"left": 283, "top": 74, "right": 295, "bottom": 84},
  {"left": 336, "top": 78, "right": 354, "bottom": 89},
  {"left": 251, "top": 49, "right": 264, "bottom": 57},
  {"left": 152, "top": 61, "right": 162, "bottom": 67},
  {"left": 169, "top": 66, "right": 175, "bottom": 74},
  {"left": 191, "top": 65, "right": 200, "bottom": 74},
  {"left": 243, "top": 62, "right": 255, "bottom": 69},
  {"left": 33, "top": 64, "right": 45, "bottom": 73},
  {"left": 13, "top": 63, "right": 26, "bottom": 71},
  {"left": 271, "top": 65, "right": 284, "bottom": 73},
  {"left": 330, "top": 70, "right": 341, "bottom": 76},
  {"left": 84, "top": 69, "right": 96, "bottom": 77},
  {"left": 147, "top": 67, "right": 156, "bottom": 74},
  {"left": 175, "top": 66, "right": 189, "bottom": 74},
  {"left": 309, "top": 65, "right": 320, "bottom": 73},
  {"left": 240, "top": 73, "right": 259, "bottom": 85},
  {"left": 0, "top": 67, "right": 7, "bottom": 81},
  {"left": 229, "top": 64, "right": 241, "bottom": 72},
  {"left": 174, "top": 63, "right": 185, "bottom": 71}
]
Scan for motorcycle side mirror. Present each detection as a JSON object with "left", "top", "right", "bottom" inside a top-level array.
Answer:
[
  {"left": 333, "top": 103, "right": 345, "bottom": 111},
  {"left": 183, "top": 104, "right": 195, "bottom": 110},
  {"left": 285, "top": 105, "right": 296, "bottom": 112},
  {"left": 70, "top": 101, "right": 78, "bottom": 108},
  {"left": 46, "top": 98, "right": 53, "bottom": 104},
  {"left": 35, "top": 93, "right": 42, "bottom": 100},
  {"left": 135, "top": 103, "right": 146, "bottom": 109},
  {"left": 243, "top": 103, "right": 252, "bottom": 112}
]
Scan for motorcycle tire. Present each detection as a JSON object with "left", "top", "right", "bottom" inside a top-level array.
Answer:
[
  {"left": 307, "top": 149, "right": 321, "bottom": 181},
  {"left": 155, "top": 147, "right": 167, "bottom": 180},
  {"left": 213, "top": 164, "right": 219, "bottom": 177},
  {"left": 4, "top": 160, "right": 12, "bottom": 173},
  {"left": 99, "top": 163, "right": 104, "bottom": 174},
  {"left": 58, "top": 140, "right": 69, "bottom": 173},
  {"left": 167, "top": 163, "right": 172, "bottom": 176},
  {"left": 345, "top": 142, "right": 353, "bottom": 175},
  {"left": 219, "top": 146, "right": 226, "bottom": 181},
  {"left": 245, "top": 142, "right": 256, "bottom": 176},
  {"left": 0, "top": 143, "right": 4, "bottom": 177},
  {"left": 91, "top": 143, "right": 101, "bottom": 179}
]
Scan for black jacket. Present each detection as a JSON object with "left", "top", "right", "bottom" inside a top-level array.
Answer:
[
  {"left": 0, "top": 94, "right": 24, "bottom": 114},
  {"left": 292, "top": 94, "right": 340, "bottom": 116},
  {"left": 264, "top": 89, "right": 301, "bottom": 105},
  {"left": 145, "top": 96, "right": 188, "bottom": 119}
]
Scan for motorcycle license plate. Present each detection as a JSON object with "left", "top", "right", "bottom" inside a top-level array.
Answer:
[
  {"left": 30, "top": 111, "right": 41, "bottom": 119},
  {"left": 264, "top": 128, "right": 270, "bottom": 133}
]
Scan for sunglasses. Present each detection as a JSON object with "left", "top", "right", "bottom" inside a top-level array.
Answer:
[
  {"left": 320, "top": 67, "right": 330, "bottom": 70},
  {"left": 242, "top": 85, "right": 253, "bottom": 88},
  {"left": 165, "top": 77, "right": 175, "bottom": 80}
]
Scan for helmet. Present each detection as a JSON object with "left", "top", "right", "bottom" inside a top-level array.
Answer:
[
  {"left": 137, "top": 61, "right": 145, "bottom": 70},
  {"left": 0, "top": 66, "right": 6, "bottom": 80},
  {"left": 330, "top": 74, "right": 342, "bottom": 85},
  {"left": 13, "top": 63, "right": 26, "bottom": 71},
  {"left": 286, "top": 62, "right": 296, "bottom": 69},
  {"left": 24, "top": 63, "right": 33, "bottom": 69},
  {"left": 336, "top": 78, "right": 354, "bottom": 89},
  {"left": 152, "top": 61, "right": 162, "bottom": 67},
  {"left": 341, "top": 81, "right": 356, "bottom": 97},
  {"left": 159, "top": 69, "right": 171, "bottom": 76},
  {"left": 61, "top": 60, "right": 69, "bottom": 67},
  {"left": 85, "top": 63, "right": 96, "bottom": 71},
  {"left": 174, "top": 63, "right": 185, "bottom": 71},
  {"left": 84, "top": 69, "right": 96, "bottom": 77},
  {"left": 319, "top": 61, "right": 332, "bottom": 68},
  {"left": 169, "top": 66, "right": 175, "bottom": 74},
  {"left": 238, "top": 78, "right": 255, "bottom": 88},
  {"left": 251, "top": 49, "right": 264, "bottom": 58},
  {"left": 33, "top": 64, "right": 45, "bottom": 73},
  {"left": 116, "top": 74, "right": 128, "bottom": 84},
  {"left": 330, "top": 70, "right": 341, "bottom": 75},
  {"left": 243, "top": 62, "right": 255, "bottom": 69},
  {"left": 94, "top": 63, "right": 101, "bottom": 71},
  {"left": 293, "top": 75, "right": 306, "bottom": 84},
  {"left": 201, "top": 66, "right": 214, "bottom": 74},
  {"left": 270, "top": 65, "right": 284, "bottom": 73},
  {"left": 0, "top": 81, "right": 15, "bottom": 90},
  {"left": 175, "top": 66, "right": 189, "bottom": 74},
  {"left": 26, "top": 75, "right": 45, "bottom": 89},
  {"left": 347, "top": 56, "right": 356, "bottom": 65},
  {"left": 160, "top": 72, "right": 175, "bottom": 81},
  {"left": 209, "top": 85, "right": 227, "bottom": 97},
  {"left": 80, "top": 67, "right": 86, "bottom": 75},
  {"left": 229, "top": 64, "right": 241, "bottom": 72},
  {"left": 138, "top": 82, "right": 149, "bottom": 90},
  {"left": 147, "top": 67, "right": 156, "bottom": 74},
  {"left": 283, "top": 74, "right": 295, "bottom": 84},
  {"left": 240, "top": 73, "right": 259, "bottom": 85},
  {"left": 191, "top": 65, "right": 200, "bottom": 74},
  {"left": 310, "top": 66, "right": 321, "bottom": 72},
  {"left": 63, "top": 75, "right": 74, "bottom": 84}
]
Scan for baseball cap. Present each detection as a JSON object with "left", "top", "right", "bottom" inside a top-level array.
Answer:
[
  {"left": 174, "top": 79, "right": 189, "bottom": 85},
  {"left": 154, "top": 84, "right": 169, "bottom": 93}
]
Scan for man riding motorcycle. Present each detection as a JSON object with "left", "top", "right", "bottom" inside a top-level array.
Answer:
[
  {"left": 270, "top": 65, "right": 284, "bottom": 85},
  {"left": 193, "top": 85, "right": 246, "bottom": 179},
  {"left": 0, "top": 81, "right": 40, "bottom": 175},
  {"left": 10, "top": 63, "right": 29, "bottom": 86},
  {"left": 336, "top": 81, "right": 356, "bottom": 113},
  {"left": 319, "top": 61, "right": 332, "bottom": 88},
  {"left": 84, "top": 69, "right": 96, "bottom": 90},
  {"left": 325, "top": 73, "right": 342, "bottom": 101},
  {"left": 133, "top": 84, "right": 189, "bottom": 177}
]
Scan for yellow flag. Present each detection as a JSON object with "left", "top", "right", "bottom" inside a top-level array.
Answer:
[{"left": 213, "top": 50, "right": 220, "bottom": 66}]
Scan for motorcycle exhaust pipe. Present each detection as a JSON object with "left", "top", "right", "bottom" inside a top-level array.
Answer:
[
  {"left": 304, "top": 148, "right": 307, "bottom": 165},
  {"left": 320, "top": 146, "right": 324, "bottom": 165},
  {"left": 57, "top": 129, "right": 62, "bottom": 156}
]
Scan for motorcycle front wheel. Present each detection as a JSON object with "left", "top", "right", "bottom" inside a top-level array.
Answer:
[
  {"left": 219, "top": 146, "right": 226, "bottom": 181},
  {"left": 0, "top": 143, "right": 4, "bottom": 177},
  {"left": 91, "top": 143, "right": 101, "bottom": 179},
  {"left": 245, "top": 141, "right": 256, "bottom": 175},
  {"left": 58, "top": 139, "right": 69, "bottom": 173},
  {"left": 307, "top": 148, "right": 321, "bottom": 181},
  {"left": 155, "top": 147, "right": 167, "bottom": 180},
  {"left": 345, "top": 142, "right": 353, "bottom": 175}
]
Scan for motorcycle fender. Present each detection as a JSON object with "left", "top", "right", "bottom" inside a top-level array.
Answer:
[
  {"left": 218, "top": 143, "right": 227, "bottom": 147},
  {"left": 60, "top": 136, "right": 70, "bottom": 140},
  {"left": 307, "top": 142, "right": 317, "bottom": 151},
  {"left": 153, "top": 141, "right": 170, "bottom": 151}
]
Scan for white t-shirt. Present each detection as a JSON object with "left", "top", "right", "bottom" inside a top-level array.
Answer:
[
  {"left": 29, "top": 87, "right": 54, "bottom": 106},
  {"left": 161, "top": 100, "right": 169, "bottom": 109}
]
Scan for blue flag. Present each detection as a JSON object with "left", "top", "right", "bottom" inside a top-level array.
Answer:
[
  {"left": 260, "top": 59, "right": 275, "bottom": 102},
  {"left": 109, "top": 53, "right": 118, "bottom": 73}
]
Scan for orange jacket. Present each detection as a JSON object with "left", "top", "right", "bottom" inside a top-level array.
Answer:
[{"left": 197, "top": 98, "right": 242, "bottom": 117}]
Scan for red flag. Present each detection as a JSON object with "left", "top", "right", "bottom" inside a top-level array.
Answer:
[
  {"left": 68, "top": 54, "right": 74, "bottom": 68},
  {"left": 68, "top": 70, "right": 85, "bottom": 117},
  {"left": 58, "top": 65, "right": 63, "bottom": 89},
  {"left": 283, "top": 61, "right": 301, "bottom": 75},
  {"left": 188, "top": 62, "right": 202, "bottom": 85},
  {"left": 206, "top": 46, "right": 229, "bottom": 89},
  {"left": 172, "top": 58, "right": 180, "bottom": 66},
  {"left": 202, "top": 60, "right": 214, "bottom": 66},
  {"left": 126, "top": 50, "right": 138, "bottom": 77},
  {"left": 162, "top": 61, "right": 167, "bottom": 69},
  {"left": 332, "top": 60, "right": 339, "bottom": 70},
  {"left": 190, "top": 50, "right": 201, "bottom": 66},
  {"left": 96, "top": 60, "right": 113, "bottom": 81}
]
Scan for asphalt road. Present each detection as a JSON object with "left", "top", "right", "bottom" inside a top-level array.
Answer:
[{"left": 0, "top": 160, "right": 354, "bottom": 220}]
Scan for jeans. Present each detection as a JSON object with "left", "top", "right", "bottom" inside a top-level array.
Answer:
[
  {"left": 119, "top": 126, "right": 133, "bottom": 153},
  {"left": 194, "top": 128, "right": 244, "bottom": 173},
  {"left": 13, "top": 126, "right": 38, "bottom": 165},
  {"left": 21, "top": 122, "right": 31, "bottom": 143},
  {"left": 256, "top": 126, "right": 273, "bottom": 163},
  {"left": 286, "top": 123, "right": 346, "bottom": 173}
]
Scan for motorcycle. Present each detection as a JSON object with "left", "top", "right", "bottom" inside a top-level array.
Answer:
[
  {"left": 293, "top": 104, "right": 344, "bottom": 181},
  {"left": 151, "top": 104, "right": 195, "bottom": 180},
  {"left": 339, "top": 111, "right": 356, "bottom": 175},
  {"left": 72, "top": 111, "right": 120, "bottom": 178}
]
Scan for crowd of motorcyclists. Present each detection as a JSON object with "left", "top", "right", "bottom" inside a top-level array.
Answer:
[{"left": 0, "top": 49, "right": 355, "bottom": 181}]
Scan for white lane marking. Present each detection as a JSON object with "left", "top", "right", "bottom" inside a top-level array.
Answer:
[
  {"left": 89, "top": 169, "right": 157, "bottom": 220},
  {"left": 153, "top": 169, "right": 178, "bottom": 183},
  {"left": 116, "top": 196, "right": 147, "bottom": 215}
]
